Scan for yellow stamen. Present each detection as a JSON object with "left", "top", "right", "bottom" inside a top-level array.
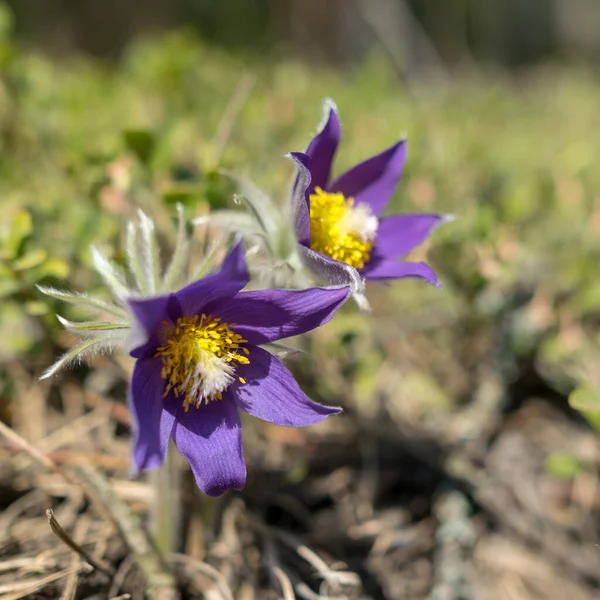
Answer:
[
  {"left": 155, "top": 314, "right": 249, "bottom": 411},
  {"left": 309, "top": 187, "right": 377, "bottom": 270}
]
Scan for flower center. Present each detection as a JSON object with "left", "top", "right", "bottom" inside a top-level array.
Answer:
[
  {"left": 155, "top": 314, "right": 250, "bottom": 411},
  {"left": 309, "top": 187, "right": 378, "bottom": 270}
]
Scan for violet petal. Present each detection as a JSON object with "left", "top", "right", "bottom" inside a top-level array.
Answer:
[
  {"left": 129, "top": 356, "right": 176, "bottom": 472},
  {"left": 305, "top": 101, "right": 341, "bottom": 191},
  {"left": 128, "top": 243, "right": 249, "bottom": 356},
  {"left": 128, "top": 294, "right": 172, "bottom": 358},
  {"left": 330, "top": 140, "right": 407, "bottom": 217},
  {"left": 362, "top": 258, "right": 440, "bottom": 286},
  {"left": 205, "top": 285, "right": 350, "bottom": 345},
  {"left": 172, "top": 241, "right": 249, "bottom": 318},
  {"left": 289, "top": 152, "right": 312, "bottom": 246},
  {"left": 172, "top": 397, "right": 245, "bottom": 496},
  {"left": 218, "top": 240, "right": 250, "bottom": 282},
  {"left": 234, "top": 347, "right": 340, "bottom": 425},
  {"left": 375, "top": 214, "right": 445, "bottom": 259}
]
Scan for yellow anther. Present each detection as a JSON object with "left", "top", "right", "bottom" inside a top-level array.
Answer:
[
  {"left": 309, "top": 187, "right": 377, "bottom": 270},
  {"left": 155, "top": 314, "right": 250, "bottom": 409}
]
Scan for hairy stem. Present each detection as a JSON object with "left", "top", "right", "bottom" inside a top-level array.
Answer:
[{"left": 151, "top": 442, "right": 181, "bottom": 556}]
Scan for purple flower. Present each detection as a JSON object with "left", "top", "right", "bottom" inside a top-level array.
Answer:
[
  {"left": 127, "top": 243, "right": 349, "bottom": 496},
  {"left": 292, "top": 102, "right": 445, "bottom": 289}
]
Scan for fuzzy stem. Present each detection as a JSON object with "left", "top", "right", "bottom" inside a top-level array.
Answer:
[{"left": 151, "top": 442, "right": 181, "bottom": 556}]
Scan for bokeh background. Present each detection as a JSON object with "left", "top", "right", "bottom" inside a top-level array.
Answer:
[{"left": 2, "top": 2, "right": 600, "bottom": 599}]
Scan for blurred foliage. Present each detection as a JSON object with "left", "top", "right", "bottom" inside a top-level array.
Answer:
[
  {"left": 545, "top": 451, "right": 583, "bottom": 480},
  {"left": 0, "top": 0, "right": 599, "bottom": 428},
  {"left": 569, "top": 383, "right": 600, "bottom": 432}
]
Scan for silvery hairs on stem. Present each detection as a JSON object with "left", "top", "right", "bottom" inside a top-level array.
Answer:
[{"left": 38, "top": 206, "right": 222, "bottom": 379}]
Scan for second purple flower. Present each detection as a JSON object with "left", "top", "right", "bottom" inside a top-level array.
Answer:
[{"left": 293, "top": 101, "right": 447, "bottom": 287}]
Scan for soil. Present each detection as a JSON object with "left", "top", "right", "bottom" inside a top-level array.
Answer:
[{"left": 1, "top": 341, "right": 599, "bottom": 600}]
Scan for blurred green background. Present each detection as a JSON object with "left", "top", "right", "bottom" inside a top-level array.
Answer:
[{"left": 1, "top": 0, "right": 599, "bottom": 427}]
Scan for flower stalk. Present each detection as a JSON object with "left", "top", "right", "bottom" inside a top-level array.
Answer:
[{"left": 151, "top": 442, "right": 181, "bottom": 556}]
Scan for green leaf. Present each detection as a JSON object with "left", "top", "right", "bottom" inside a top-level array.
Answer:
[
  {"left": 33, "top": 257, "right": 70, "bottom": 280},
  {"left": 569, "top": 383, "right": 600, "bottom": 413},
  {"left": 90, "top": 246, "right": 130, "bottom": 300},
  {"left": 36, "top": 286, "right": 128, "bottom": 319},
  {"left": 12, "top": 248, "right": 47, "bottom": 271},
  {"left": 582, "top": 411, "right": 600, "bottom": 435},
  {"left": 56, "top": 314, "right": 129, "bottom": 333},
  {"left": 123, "top": 129, "right": 156, "bottom": 164},
  {"left": 0, "top": 277, "right": 19, "bottom": 299},
  {"left": 0, "top": 301, "right": 35, "bottom": 357},
  {"left": 0, "top": 2, "right": 14, "bottom": 38},
  {"left": 40, "top": 337, "right": 107, "bottom": 380},
  {"left": 161, "top": 204, "right": 189, "bottom": 292},
  {"left": 24, "top": 300, "right": 49, "bottom": 316},
  {"left": 1, "top": 209, "right": 32, "bottom": 259},
  {"left": 162, "top": 186, "right": 196, "bottom": 206}
]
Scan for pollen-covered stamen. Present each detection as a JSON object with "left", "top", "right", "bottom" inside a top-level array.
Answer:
[
  {"left": 309, "top": 187, "right": 378, "bottom": 270},
  {"left": 155, "top": 314, "right": 250, "bottom": 411}
]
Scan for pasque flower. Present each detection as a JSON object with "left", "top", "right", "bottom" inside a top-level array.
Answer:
[
  {"left": 40, "top": 210, "right": 348, "bottom": 495},
  {"left": 128, "top": 242, "right": 349, "bottom": 496},
  {"left": 291, "top": 101, "right": 448, "bottom": 299}
]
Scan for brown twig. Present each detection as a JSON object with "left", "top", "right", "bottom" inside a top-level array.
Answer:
[
  {"left": 37, "top": 407, "right": 109, "bottom": 453},
  {"left": 0, "top": 489, "right": 47, "bottom": 542},
  {"left": 0, "top": 418, "right": 59, "bottom": 474},
  {"left": 108, "top": 555, "right": 136, "bottom": 599},
  {"left": 254, "top": 521, "right": 360, "bottom": 592},
  {"left": 273, "top": 566, "right": 296, "bottom": 600},
  {"left": 170, "top": 553, "right": 234, "bottom": 600},
  {"left": 0, "top": 556, "right": 58, "bottom": 573},
  {"left": 0, "top": 567, "right": 81, "bottom": 599},
  {"left": 295, "top": 582, "right": 337, "bottom": 600},
  {"left": 0, "top": 443, "right": 130, "bottom": 470},
  {"left": 60, "top": 517, "right": 90, "bottom": 600},
  {"left": 82, "top": 388, "right": 132, "bottom": 427},
  {"left": 48, "top": 450, "right": 130, "bottom": 470},
  {"left": 46, "top": 509, "right": 115, "bottom": 578},
  {"left": 263, "top": 534, "right": 296, "bottom": 600},
  {"left": 281, "top": 531, "right": 359, "bottom": 589},
  {"left": 72, "top": 463, "right": 180, "bottom": 600}
]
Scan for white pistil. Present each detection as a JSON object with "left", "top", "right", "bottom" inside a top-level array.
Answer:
[
  {"left": 337, "top": 203, "right": 379, "bottom": 242},
  {"left": 184, "top": 350, "right": 236, "bottom": 408}
]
